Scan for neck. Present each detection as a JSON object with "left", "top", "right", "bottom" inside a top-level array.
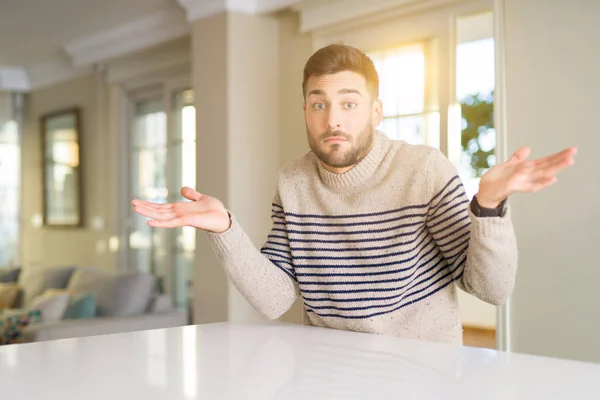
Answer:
[
  {"left": 321, "top": 135, "right": 377, "bottom": 175},
  {"left": 321, "top": 163, "right": 355, "bottom": 175},
  {"left": 315, "top": 131, "right": 390, "bottom": 191}
]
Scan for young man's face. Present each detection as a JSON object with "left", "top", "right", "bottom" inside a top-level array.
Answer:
[{"left": 303, "top": 70, "right": 382, "bottom": 173}]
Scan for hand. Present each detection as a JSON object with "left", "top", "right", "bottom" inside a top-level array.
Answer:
[
  {"left": 477, "top": 146, "right": 577, "bottom": 208},
  {"left": 131, "top": 187, "right": 231, "bottom": 233}
]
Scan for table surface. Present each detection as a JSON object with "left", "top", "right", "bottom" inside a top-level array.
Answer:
[{"left": 1, "top": 321, "right": 599, "bottom": 399}]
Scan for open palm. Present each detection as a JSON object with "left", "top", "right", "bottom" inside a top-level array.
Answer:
[
  {"left": 478, "top": 146, "right": 577, "bottom": 208},
  {"left": 131, "top": 187, "right": 231, "bottom": 233}
]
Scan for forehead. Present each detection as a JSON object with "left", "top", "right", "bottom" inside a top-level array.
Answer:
[{"left": 306, "top": 71, "right": 368, "bottom": 95}]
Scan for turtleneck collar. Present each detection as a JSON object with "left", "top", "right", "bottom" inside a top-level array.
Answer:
[{"left": 316, "top": 131, "right": 391, "bottom": 190}]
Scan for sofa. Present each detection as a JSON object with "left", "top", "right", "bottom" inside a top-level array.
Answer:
[{"left": 0, "top": 265, "right": 188, "bottom": 344}]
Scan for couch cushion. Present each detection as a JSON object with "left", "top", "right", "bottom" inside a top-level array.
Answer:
[
  {"left": 29, "top": 292, "right": 70, "bottom": 322},
  {"left": 67, "top": 266, "right": 113, "bottom": 296},
  {"left": 64, "top": 293, "right": 96, "bottom": 319},
  {"left": 0, "top": 267, "right": 21, "bottom": 283},
  {"left": 148, "top": 293, "right": 173, "bottom": 313},
  {"left": 0, "top": 283, "right": 19, "bottom": 310},
  {"left": 96, "top": 272, "right": 155, "bottom": 317},
  {"left": 16, "top": 266, "right": 76, "bottom": 308}
]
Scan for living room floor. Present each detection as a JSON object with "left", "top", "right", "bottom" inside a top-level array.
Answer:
[{"left": 463, "top": 326, "right": 496, "bottom": 349}]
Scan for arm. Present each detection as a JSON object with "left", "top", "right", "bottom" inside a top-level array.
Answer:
[
  {"left": 425, "top": 148, "right": 518, "bottom": 305},
  {"left": 205, "top": 192, "right": 299, "bottom": 320},
  {"left": 131, "top": 186, "right": 299, "bottom": 320}
]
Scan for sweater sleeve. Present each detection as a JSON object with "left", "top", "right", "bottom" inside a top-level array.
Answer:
[
  {"left": 204, "top": 191, "right": 300, "bottom": 319},
  {"left": 424, "top": 147, "right": 518, "bottom": 305}
]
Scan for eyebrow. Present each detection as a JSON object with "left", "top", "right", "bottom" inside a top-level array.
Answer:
[{"left": 307, "top": 88, "right": 363, "bottom": 97}]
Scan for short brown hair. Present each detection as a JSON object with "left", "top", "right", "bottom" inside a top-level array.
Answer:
[{"left": 302, "top": 44, "right": 379, "bottom": 100}]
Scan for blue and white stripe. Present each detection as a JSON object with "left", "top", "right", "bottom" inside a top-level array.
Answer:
[{"left": 260, "top": 175, "right": 470, "bottom": 320}]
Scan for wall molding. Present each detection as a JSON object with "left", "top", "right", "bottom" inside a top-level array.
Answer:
[
  {"left": 177, "top": 0, "right": 255, "bottom": 21},
  {"left": 0, "top": 67, "right": 30, "bottom": 92},
  {"left": 63, "top": 8, "right": 189, "bottom": 67},
  {"left": 294, "top": 0, "right": 467, "bottom": 34},
  {"left": 26, "top": 59, "right": 91, "bottom": 91},
  {"left": 176, "top": 0, "right": 307, "bottom": 21}
]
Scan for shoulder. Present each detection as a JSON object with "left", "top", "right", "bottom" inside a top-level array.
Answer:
[
  {"left": 276, "top": 150, "right": 318, "bottom": 184},
  {"left": 386, "top": 139, "right": 443, "bottom": 170},
  {"left": 386, "top": 139, "right": 458, "bottom": 189}
]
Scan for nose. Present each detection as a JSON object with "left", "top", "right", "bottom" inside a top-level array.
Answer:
[{"left": 326, "top": 107, "right": 341, "bottom": 131}]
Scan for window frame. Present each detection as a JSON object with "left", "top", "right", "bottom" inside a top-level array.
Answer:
[
  {"left": 122, "top": 73, "right": 193, "bottom": 307},
  {"left": 312, "top": 0, "right": 494, "bottom": 159}
]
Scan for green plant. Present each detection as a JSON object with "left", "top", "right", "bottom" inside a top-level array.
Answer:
[{"left": 460, "top": 90, "right": 495, "bottom": 177}]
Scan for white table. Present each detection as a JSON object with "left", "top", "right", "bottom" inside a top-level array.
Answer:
[{"left": 1, "top": 322, "right": 599, "bottom": 399}]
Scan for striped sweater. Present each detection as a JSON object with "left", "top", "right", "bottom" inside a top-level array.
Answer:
[{"left": 206, "top": 132, "right": 518, "bottom": 344}]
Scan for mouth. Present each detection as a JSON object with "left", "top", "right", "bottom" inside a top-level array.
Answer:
[{"left": 323, "top": 136, "right": 348, "bottom": 144}]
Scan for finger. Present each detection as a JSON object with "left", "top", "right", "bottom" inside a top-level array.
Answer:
[
  {"left": 131, "top": 199, "right": 174, "bottom": 213},
  {"left": 181, "top": 187, "right": 204, "bottom": 201},
  {"left": 508, "top": 147, "right": 531, "bottom": 164},
  {"left": 147, "top": 216, "right": 188, "bottom": 228},
  {"left": 533, "top": 147, "right": 577, "bottom": 169},
  {"left": 528, "top": 155, "right": 575, "bottom": 181},
  {"left": 133, "top": 204, "right": 176, "bottom": 221}
]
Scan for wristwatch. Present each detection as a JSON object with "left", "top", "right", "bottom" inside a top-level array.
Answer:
[{"left": 470, "top": 195, "right": 507, "bottom": 217}]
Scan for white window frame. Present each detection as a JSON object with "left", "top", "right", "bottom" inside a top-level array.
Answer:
[
  {"left": 311, "top": 0, "right": 494, "bottom": 160},
  {"left": 121, "top": 73, "right": 192, "bottom": 305}
]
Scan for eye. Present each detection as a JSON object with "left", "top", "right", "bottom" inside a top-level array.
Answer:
[
  {"left": 344, "top": 102, "right": 356, "bottom": 109},
  {"left": 313, "top": 103, "right": 326, "bottom": 111}
]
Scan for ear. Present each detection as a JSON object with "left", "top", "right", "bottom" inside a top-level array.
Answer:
[{"left": 372, "top": 99, "right": 383, "bottom": 127}]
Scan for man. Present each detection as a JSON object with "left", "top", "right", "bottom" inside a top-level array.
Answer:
[{"left": 132, "top": 44, "right": 576, "bottom": 344}]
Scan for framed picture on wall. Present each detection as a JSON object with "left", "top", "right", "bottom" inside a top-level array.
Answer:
[{"left": 40, "top": 107, "right": 83, "bottom": 227}]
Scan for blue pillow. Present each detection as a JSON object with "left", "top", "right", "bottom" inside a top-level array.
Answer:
[{"left": 64, "top": 294, "right": 96, "bottom": 319}]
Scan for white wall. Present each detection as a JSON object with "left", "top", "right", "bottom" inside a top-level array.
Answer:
[
  {"left": 20, "top": 74, "right": 121, "bottom": 271},
  {"left": 501, "top": 0, "right": 600, "bottom": 363},
  {"left": 190, "top": 10, "right": 311, "bottom": 325},
  {"left": 226, "top": 11, "right": 281, "bottom": 324}
]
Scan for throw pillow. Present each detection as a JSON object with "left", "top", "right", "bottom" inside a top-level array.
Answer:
[
  {"left": 0, "top": 309, "right": 42, "bottom": 345},
  {"left": 64, "top": 293, "right": 96, "bottom": 319},
  {"left": 29, "top": 292, "right": 70, "bottom": 322},
  {"left": 0, "top": 283, "right": 19, "bottom": 310},
  {"left": 17, "top": 266, "right": 76, "bottom": 308},
  {"left": 96, "top": 272, "right": 155, "bottom": 317}
]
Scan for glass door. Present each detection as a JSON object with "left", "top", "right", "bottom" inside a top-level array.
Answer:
[
  {"left": 0, "top": 93, "right": 22, "bottom": 269},
  {"left": 129, "top": 94, "right": 168, "bottom": 290},
  {"left": 168, "top": 89, "right": 196, "bottom": 310},
  {"left": 127, "top": 82, "right": 196, "bottom": 313}
]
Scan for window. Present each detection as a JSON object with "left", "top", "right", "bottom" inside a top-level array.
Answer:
[
  {"left": 129, "top": 94, "right": 168, "bottom": 297},
  {"left": 127, "top": 84, "right": 195, "bottom": 311},
  {"left": 0, "top": 93, "right": 21, "bottom": 268},
  {"left": 369, "top": 43, "right": 440, "bottom": 149},
  {"left": 169, "top": 89, "right": 196, "bottom": 310},
  {"left": 454, "top": 11, "right": 496, "bottom": 199}
]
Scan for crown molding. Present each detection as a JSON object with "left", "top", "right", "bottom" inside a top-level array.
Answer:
[
  {"left": 177, "top": 0, "right": 255, "bottom": 21},
  {"left": 254, "top": 0, "right": 310, "bottom": 13},
  {"left": 26, "top": 59, "right": 92, "bottom": 91},
  {"left": 176, "top": 0, "right": 306, "bottom": 21},
  {"left": 294, "top": 0, "right": 461, "bottom": 33},
  {"left": 107, "top": 44, "right": 191, "bottom": 84},
  {"left": 63, "top": 8, "right": 189, "bottom": 67},
  {"left": 0, "top": 67, "right": 30, "bottom": 92}
]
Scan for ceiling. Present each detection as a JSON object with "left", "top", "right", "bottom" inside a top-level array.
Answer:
[
  {"left": 0, "top": 0, "right": 180, "bottom": 68},
  {"left": 0, "top": 0, "right": 314, "bottom": 91},
  {"left": 0, "top": 0, "right": 436, "bottom": 91}
]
